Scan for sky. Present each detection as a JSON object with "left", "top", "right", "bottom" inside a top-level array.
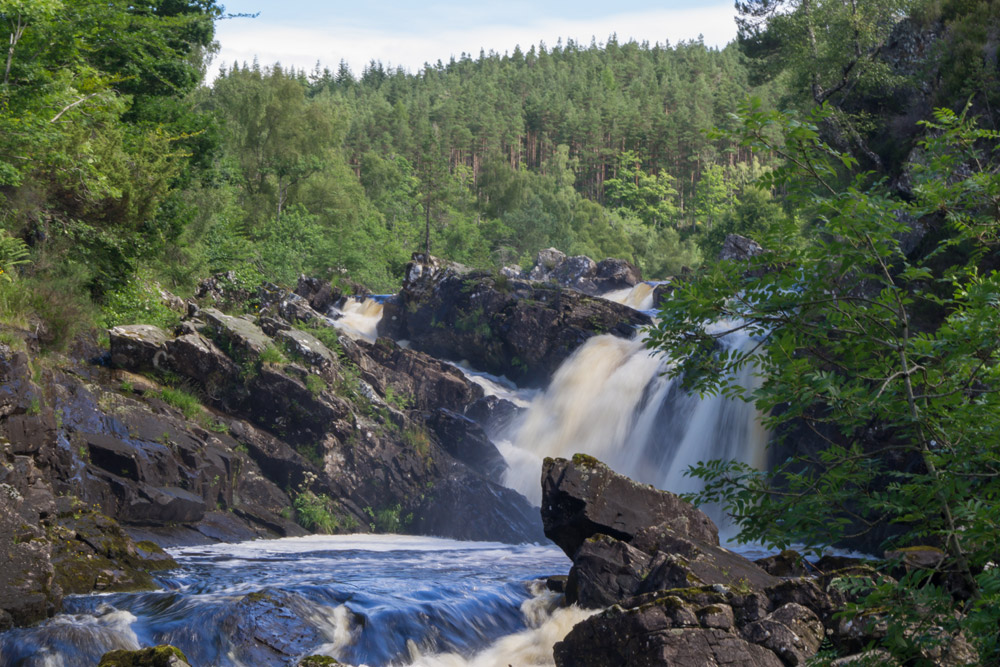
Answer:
[{"left": 211, "top": 1, "right": 740, "bottom": 79}]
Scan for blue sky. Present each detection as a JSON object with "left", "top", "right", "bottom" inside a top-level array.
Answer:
[{"left": 212, "top": 1, "right": 739, "bottom": 78}]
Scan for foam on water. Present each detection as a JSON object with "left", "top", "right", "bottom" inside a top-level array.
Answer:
[
  {"left": 329, "top": 297, "right": 385, "bottom": 341},
  {"left": 0, "top": 536, "right": 570, "bottom": 667}
]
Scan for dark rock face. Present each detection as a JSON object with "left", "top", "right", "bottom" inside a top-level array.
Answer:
[
  {"left": 108, "top": 293, "right": 542, "bottom": 548},
  {"left": 343, "top": 336, "right": 484, "bottom": 413},
  {"left": 554, "top": 599, "right": 785, "bottom": 667},
  {"left": 425, "top": 409, "right": 507, "bottom": 481},
  {"left": 378, "top": 255, "right": 650, "bottom": 387},
  {"left": 218, "top": 590, "right": 329, "bottom": 666},
  {"left": 463, "top": 395, "right": 523, "bottom": 440},
  {"left": 541, "top": 455, "right": 719, "bottom": 557},
  {"left": 594, "top": 258, "right": 643, "bottom": 291}
]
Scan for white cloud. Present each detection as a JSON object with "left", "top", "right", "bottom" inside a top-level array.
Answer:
[{"left": 210, "top": 5, "right": 737, "bottom": 79}]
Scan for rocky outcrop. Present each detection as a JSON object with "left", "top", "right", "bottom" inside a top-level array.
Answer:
[
  {"left": 542, "top": 454, "right": 719, "bottom": 555},
  {"left": 541, "top": 456, "right": 776, "bottom": 609},
  {"left": 378, "top": 255, "right": 650, "bottom": 386},
  {"left": 109, "top": 293, "right": 542, "bottom": 546},
  {"left": 542, "top": 454, "right": 979, "bottom": 666},
  {"left": 525, "top": 248, "right": 643, "bottom": 294},
  {"left": 541, "top": 455, "right": 854, "bottom": 667}
]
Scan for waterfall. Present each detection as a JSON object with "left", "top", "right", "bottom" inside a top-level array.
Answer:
[
  {"left": 497, "top": 327, "right": 768, "bottom": 519},
  {"left": 600, "top": 281, "right": 660, "bottom": 312},
  {"left": 327, "top": 297, "right": 385, "bottom": 342}
]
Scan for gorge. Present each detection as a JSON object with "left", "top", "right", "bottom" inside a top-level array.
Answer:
[{"left": 0, "top": 249, "right": 779, "bottom": 666}]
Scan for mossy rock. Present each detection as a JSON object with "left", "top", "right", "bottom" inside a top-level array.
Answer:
[
  {"left": 298, "top": 657, "right": 341, "bottom": 666},
  {"left": 98, "top": 645, "right": 190, "bottom": 666}
]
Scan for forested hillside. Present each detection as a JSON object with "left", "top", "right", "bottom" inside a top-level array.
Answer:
[{"left": 0, "top": 0, "right": 996, "bottom": 347}]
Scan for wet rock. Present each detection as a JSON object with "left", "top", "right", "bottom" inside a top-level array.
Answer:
[
  {"left": 743, "top": 602, "right": 824, "bottom": 666},
  {"left": 0, "top": 482, "right": 58, "bottom": 626},
  {"left": 566, "top": 534, "right": 653, "bottom": 608},
  {"left": 50, "top": 509, "right": 177, "bottom": 595},
  {"left": 380, "top": 255, "right": 649, "bottom": 386},
  {"left": 540, "top": 455, "right": 719, "bottom": 558},
  {"left": 554, "top": 606, "right": 785, "bottom": 667},
  {"left": 546, "top": 575, "right": 569, "bottom": 593},
  {"left": 295, "top": 275, "right": 342, "bottom": 313},
  {"left": 219, "top": 590, "right": 328, "bottom": 665},
  {"left": 409, "top": 462, "right": 545, "bottom": 543},
  {"left": 719, "top": 234, "right": 765, "bottom": 261},
  {"left": 425, "top": 408, "right": 507, "bottom": 481},
  {"left": 98, "top": 645, "right": 191, "bottom": 667},
  {"left": 463, "top": 395, "right": 522, "bottom": 439}
]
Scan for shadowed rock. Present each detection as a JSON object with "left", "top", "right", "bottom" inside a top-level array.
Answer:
[{"left": 541, "top": 454, "right": 719, "bottom": 558}]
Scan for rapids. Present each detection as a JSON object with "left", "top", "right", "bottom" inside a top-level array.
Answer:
[
  {"left": 0, "top": 537, "right": 570, "bottom": 667},
  {"left": 0, "top": 280, "right": 771, "bottom": 666}
]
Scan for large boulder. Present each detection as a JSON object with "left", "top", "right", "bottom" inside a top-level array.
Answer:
[
  {"left": 594, "top": 257, "right": 642, "bottom": 292},
  {"left": 541, "top": 455, "right": 719, "bottom": 557},
  {"left": 554, "top": 597, "right": 785, "bottom": 667},
  {"left": 541, "top": 456, "right": 783, "bottom": 609},
  {"left": 380, "top": 256, "right": 650, "bottom": 387}
]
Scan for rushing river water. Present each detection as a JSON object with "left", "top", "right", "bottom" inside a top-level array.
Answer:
[
  {"left": 0, "top": 281, "right": 774, "bottom": 665},
  {"left": 0, "top": 536, "right": 578, "bottom": 667}
]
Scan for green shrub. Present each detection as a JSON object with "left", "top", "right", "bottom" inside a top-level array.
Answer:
[
  {"left": 258, "top": 344, "right": 286, "bottom": 365},
  {"left": 100, "top": 275, "right": 181, "bottom": 330},
  {"left": 305, "top": 373, "right": 327, "bottom": 397},
  {"left": 293, "top": 491, "right": 341, "bottom": 534},
  {"left": 158, "top": 387, "right": 201, "bottom": 420}
]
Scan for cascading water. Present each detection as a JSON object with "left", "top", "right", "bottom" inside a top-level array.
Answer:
[
  {"left": 600, "top": 281, "right": 660, "bottom": 312},
  {"left": 496, "top": 318, "right": 768, "bottom": 531},
  {"left": 0, "top": 536, "right": 572, "bottom": 667},
  {"left": 328, "top": 297, "right": 386, "bottom": 342}
]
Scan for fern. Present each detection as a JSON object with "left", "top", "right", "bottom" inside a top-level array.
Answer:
[{"left": 0, "top": 232, "right": 29, "bottom": 281}]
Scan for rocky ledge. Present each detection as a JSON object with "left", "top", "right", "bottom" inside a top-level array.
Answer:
[
  {"left": 379, "top": 254, "right": 651, "bottom": 386},
  {"left": 0, "top": 274, "right": 547, "bottom": 628},
  {"left": 542, "top": 455, "right": 978, "bottom": 667}
]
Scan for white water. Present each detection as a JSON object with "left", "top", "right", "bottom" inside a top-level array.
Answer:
[
  {"left": 601, "top": 281, "right": 660, "bottom": 312},
  {"left": 407, "top": 583, "right": 596, "bottom": 667},
  {"left": 444, "top": 361, "right": 538, "bottom": 409},
  {"left": 498, "top": 327, "right": 768, "bottom": 520},
  {"left": 328, "top": 297, "right": 385, "bottom": 342}
]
